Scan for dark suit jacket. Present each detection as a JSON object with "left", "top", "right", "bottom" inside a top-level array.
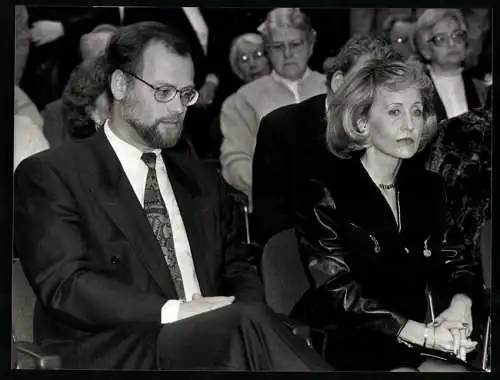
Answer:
[
  {"left": 252, "top": 94, "right": 339, "bottom": 244},
  {"left": 291, "top": 159, "right": 483, "bottom": 370},
  {"left": 14, "top": 129, "right": 264, "bottom": 369}
]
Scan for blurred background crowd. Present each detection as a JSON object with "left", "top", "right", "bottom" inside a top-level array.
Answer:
[{"left": 14, "top": 6, "right": 491, "bottom": 167}]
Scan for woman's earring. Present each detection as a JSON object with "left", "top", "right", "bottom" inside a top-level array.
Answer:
[{"left": 357, "top": 119, "right": 368, "bottom": 134}]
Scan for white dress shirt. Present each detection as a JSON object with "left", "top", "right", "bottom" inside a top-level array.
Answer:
[
  {"left": 429, "top": 67, "right": 469, "bottom": 119},
  {"left": 104, "top": 121, "right": 201, "bottom": 323}
]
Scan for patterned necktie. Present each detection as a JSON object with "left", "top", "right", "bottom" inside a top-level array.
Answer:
[{"left": 141, "top": 152, "right": 185, "bottom": 300}]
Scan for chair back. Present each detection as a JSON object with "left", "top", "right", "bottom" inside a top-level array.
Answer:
[
  {"left": 12, "top": 258, "right": 36, "bottom": 343},
  {"left": 480, "top": 220, "right": 491, "bottom": 289},
  {"left": 261, "top": 229, "right": 310, "bottom": 315}
]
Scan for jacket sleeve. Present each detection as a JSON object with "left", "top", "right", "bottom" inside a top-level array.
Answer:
[
  {"left": 252, "top": 111, "right": 294, "bottom": 245},
  {"left": 431, "top": 175, "right": 484, "bottom": 306},
  {"left": 219, "top": 94, "right": 257, "bottom": 198},
  {"left": 14, "top": 156, "right": 168, "bottom": 328},
  {"left": 295, "top": 180, "right": 407, "bottom": 337},
  {"left": 218, "top": 173, "right": 265, "bottom": 303}
]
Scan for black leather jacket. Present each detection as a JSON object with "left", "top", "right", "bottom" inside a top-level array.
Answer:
[{"left": 291, "top": 159, "right": 482, "bottom": 369}]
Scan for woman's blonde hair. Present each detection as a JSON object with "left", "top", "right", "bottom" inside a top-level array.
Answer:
[
  {"left": 414, "top": 9, "right": 467, "bottom": 62},
  {"left": 326, "top": 56, "right": 437, "bottom": 159}
]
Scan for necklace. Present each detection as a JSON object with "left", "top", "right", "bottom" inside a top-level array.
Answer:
[{"left": 378, "top": 183, "right": 396, "bottom": 190}]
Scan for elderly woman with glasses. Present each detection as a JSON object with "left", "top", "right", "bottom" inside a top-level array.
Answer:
[
  {"left": 291, "top": 56, "right": 484, "bottom": 372},
  {"left": 414, "top": 9, "right": 488, "bottom": 123},
  {"left": 229, "top": 33, "right": 271, "bottom": 84},
  {"left": 219, "top": 8, "right": 325, "bottom": 206}
]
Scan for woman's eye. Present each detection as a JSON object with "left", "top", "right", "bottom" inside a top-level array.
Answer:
[
  {"left": 388, "top": 109, "right": 401, "bottom": 117},
  {"left": 413, "top": 109, "right": 423, "bottom": 117}
]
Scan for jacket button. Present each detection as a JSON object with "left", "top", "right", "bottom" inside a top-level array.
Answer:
[{"left": 111, "top": 255, "right": 121, "bottom": 264}]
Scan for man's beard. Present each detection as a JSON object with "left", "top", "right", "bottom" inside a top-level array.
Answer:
[
  {"left": 129, "top": 117, "right": 184, "bottom": 149},
  {"left": 122, "top": 98, "right": 185, "bottom": 149}
]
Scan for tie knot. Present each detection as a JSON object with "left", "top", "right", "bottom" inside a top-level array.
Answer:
[{"left": 141, "top": 152, "right": 157, "bottom": 169}]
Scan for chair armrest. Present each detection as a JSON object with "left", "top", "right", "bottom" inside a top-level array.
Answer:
[{"left": 15, "top": 341, "right": 61, "bottom": 369}]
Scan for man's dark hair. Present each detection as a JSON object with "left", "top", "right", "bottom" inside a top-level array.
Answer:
[
  {"left": 325, "top": 35, "right": 402, "bottom": 89},
  {"left": 104, "top": 21, "right": 192, "bottom": 100},
  {"left": 62, "top": 55, "right": 110, "bottom": 139}
]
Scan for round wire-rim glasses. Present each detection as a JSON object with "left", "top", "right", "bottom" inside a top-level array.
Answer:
[{"left": 121, "top": 69, "right": 199, "bottom": 106}]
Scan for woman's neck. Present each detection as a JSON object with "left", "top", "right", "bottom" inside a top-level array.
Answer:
[
  {"left": 430, "top": 63, "right": 462, "bottom": 76},
  {"left": 361, "top": 149, "right": 401, "bottom": 186}
]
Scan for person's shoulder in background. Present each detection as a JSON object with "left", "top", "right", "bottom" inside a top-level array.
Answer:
[
  {"left": 14, "top": 115, "right": 50, "bottom": 171},
  {"left": 14, "top": 86, "right": 43, "bottom": 129}
]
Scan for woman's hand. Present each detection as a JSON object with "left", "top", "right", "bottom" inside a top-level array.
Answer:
[
  {"left": 430, "top": 320, "right": 477, "bottom": 355},
  {"left": 434, "top": 294, "right": 473, "bottom": 336},
  {"left": 432, "top": 295, "right": 474, "bottom": 359}
]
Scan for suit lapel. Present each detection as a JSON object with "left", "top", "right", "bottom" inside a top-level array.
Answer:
[
  {"left": 162, "top": 150, "right": 215, "bottom": 296},
  {"left": 462, "top": 72, "right": 482, "bottom": 110},
  {"left": 80, "top": 131, "right": 178, "bottom": 297}
]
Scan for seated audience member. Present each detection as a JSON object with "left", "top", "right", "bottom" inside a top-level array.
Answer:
[
  {"left": 80, "top": 23, "right": 119, "bottom": 60},
  {"left": 229, "top": 33, "right": 272, "bottom": 84},
  {"left": 381, "top": 13, "right": 419, "bottom": 61},
  {"left": 209, "top": 33, "right": 271, "bottom": 167},
  {"left": 20, "top": 6, "right": 119, "bottom": 109},
  {"left": 13, "top": 22, "right": 333, "bottom": 371},
  {"left": 61, "top": 56, "right": 110, "bottom": 139},
  {"left": 42, "top": 23, "right": 118, "bottom": 147},
  {"left": 15, "top": 85, "right": 44, "bottom": 129},
  {"left": 252, "top": 36, "right": 400, "bottom": 245},
  {"left": 292, "top": 56, "right": 484, "bottom": 371},
  {"left": 14, "top": 86, "right": 49, "bottom": 170},
  {"left": 220, "top": 7, "right": 325, "bottom": 204},
  {"left": 414, "top": 9, "right": 488, "bottom": 123},
  {"left": 426, "top": 106, "right": 491, "bottom": 266}
]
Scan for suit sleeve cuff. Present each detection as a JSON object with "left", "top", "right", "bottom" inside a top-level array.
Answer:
[{"left": 161, "top": 300, "right": 182, "bottom": 324}]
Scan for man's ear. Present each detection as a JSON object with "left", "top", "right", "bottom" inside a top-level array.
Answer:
[
  {"left": 110, "top": 70, "right": 127, "bottom": 101},
  {"left": 330, "top": 70, "right": 344, "bottom": 93}
]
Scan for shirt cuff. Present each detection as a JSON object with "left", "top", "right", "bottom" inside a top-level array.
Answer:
[
  {"left": 161, "top": 300, "right": 182, "bottom": 324},
  {"left": 205, "top": 74, "right": 219, "bottom": 86}
]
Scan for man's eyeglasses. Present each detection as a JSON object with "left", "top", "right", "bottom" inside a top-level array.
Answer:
[
  {"left": 121, "top": 69, "right": 199, "bottom": 106},
  {"left": 428, "top": 30, "right": 467, "bottom": 48},
  {"left": 267, "top": 39, "right": 306, "bottom": 54}
]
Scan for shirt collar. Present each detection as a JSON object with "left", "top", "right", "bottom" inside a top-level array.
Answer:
[
  {"left": 103, "top": 119, "right": 161, "bottom": 163},
  {"left": 271, "top": 67, "right": 311, "bottom": 87}
]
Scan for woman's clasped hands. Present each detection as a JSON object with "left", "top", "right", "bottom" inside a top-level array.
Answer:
[{"left": 430, "top": 294, "right": 477, "bottom": 361}]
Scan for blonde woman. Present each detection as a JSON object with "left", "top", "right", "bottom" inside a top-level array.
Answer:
[{"left": 292, "top": 56, "right": 483, "bottom": 371}]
